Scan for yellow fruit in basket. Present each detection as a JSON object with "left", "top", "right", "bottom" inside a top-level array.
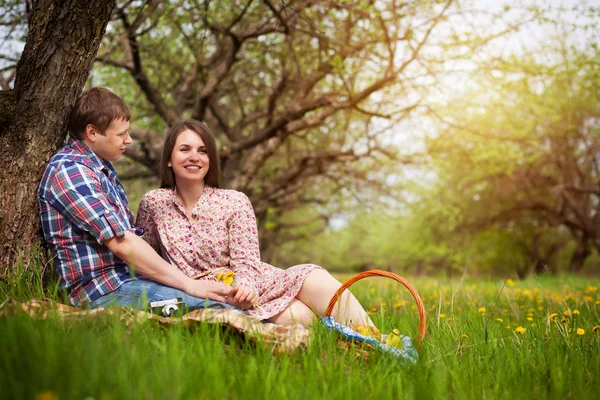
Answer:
[
  {"left": 354, "top": 324, "right": 382, "bottom": 341},
  {"left": 384, "top": 328, "right": 403, "bottom": 349}
]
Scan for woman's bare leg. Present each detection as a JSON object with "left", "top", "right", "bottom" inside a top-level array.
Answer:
[
  {"left": 295, "top": 269, "right": 375, "bottom": 327},
  {"left": 266, "top": 298, "right": 315, "bottom": 326}
]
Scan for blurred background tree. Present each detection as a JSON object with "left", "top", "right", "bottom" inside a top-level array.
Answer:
[{"left": 1, "top": 0, "right": 599, "bottom": 278}]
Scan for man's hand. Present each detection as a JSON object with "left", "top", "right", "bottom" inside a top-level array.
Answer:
[
  {"left": 228, "top": 285, "right": 258, "bottom": 310},
  {"left": 185, "top": 280, "right": 235, "bottom": 303}
]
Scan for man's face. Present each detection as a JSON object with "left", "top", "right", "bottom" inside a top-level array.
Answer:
[{"left": 88, "top": 118, "right": 132, "bottom": 162}]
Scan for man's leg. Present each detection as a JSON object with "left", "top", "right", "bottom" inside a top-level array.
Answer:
[{"left": 89, "top": 279, "right": 236, "bottom": 311}]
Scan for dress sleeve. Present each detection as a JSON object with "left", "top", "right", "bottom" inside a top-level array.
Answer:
[
  {"left": 136, "top": 193, "right": 162, "bottom": 255},
  {"left": 47, "top": 162, "right": 130, "bottom": 243},
  {"left": 227, "top": 193, "right": 263, "bottom": 295}
]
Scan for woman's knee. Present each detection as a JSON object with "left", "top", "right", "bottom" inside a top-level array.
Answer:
[{"left": 267, "top": 299, "right": 315, "bottom": 326}]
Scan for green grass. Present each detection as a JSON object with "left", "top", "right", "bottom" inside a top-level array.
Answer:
[{"left": 1, "top": 271, "right": 599, "bottom": 400}]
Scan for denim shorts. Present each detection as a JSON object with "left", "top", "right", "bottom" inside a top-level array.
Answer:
[{"left": 89, "top": 279, "right": 235, "bottom": 311}]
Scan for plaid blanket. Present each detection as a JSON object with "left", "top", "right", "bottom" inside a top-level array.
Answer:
[{"left": 0, "top": 298, "right": 310, "bottom": 354}]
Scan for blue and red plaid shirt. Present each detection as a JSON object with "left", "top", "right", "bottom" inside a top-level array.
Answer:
[{"left": 38, "top": 137, "right": 137, "bottom": 306}]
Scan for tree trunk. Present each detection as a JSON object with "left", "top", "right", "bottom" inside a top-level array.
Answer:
[
  {"left": 569, "top": 240, "right": 591, "bottom": 273},
  {"left": 0, "top": 0, "right": 116, "bottom": 275}
]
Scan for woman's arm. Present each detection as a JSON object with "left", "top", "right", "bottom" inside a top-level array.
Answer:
[
  {"left": 227, "top": 192, "right": 263, "bottom": 298},
  {"left": 136, "top": 194, "right": 161, "bottom": 254}
]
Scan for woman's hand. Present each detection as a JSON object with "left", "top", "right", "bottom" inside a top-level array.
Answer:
[{"left": 228, "top": 285, "right": 258, "bottom": 310}]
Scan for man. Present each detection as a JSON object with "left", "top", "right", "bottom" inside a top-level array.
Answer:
[{"left": 38, "top": 87, "right": 251, "bottom": 311}]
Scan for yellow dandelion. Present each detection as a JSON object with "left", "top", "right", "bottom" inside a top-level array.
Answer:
[
  {"left": 217, "top": 271, "right": 235, "bottom": 285},
  {"left": 527, "top": 317, "right": 533, "bottom": 322},
  {"left": 478, "top": 307, "right": 486, "bottom": 313},
  {"left": 549, "top": 313, "right": 558, "bottom": 321},
  {"left": 515, "top": 326, "right": 526, "bottom": 334},
  {"left": 576, "top": 328, "right": 584, "bottom": 335},
  {"left": 35, "top": 392, "right": 57, "bottom": 400},
  {"left": 573, "top": 309, "right": 580, "bottom": 315},
  {"left": 461, "top": 333, "right": 470, "bottom": 338},
  {"left": 531, "top": 323, "right": 537, "bottom": 328},
  {"left": 563, "top": 310, "right": 571, "bottom": 317},
  {"left": 506, "top": 279, "right": 516, "bottom": 287},
  {"left": 439, "top": 314, "right": 446, "bottom": 319},
  {"left": 496, "top": 318, "right": 503, "bottom": 323}
]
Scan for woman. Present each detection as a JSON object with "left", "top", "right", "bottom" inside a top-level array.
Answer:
[{"left": 136, "top": 119, "right": 377, "bottom": 329}]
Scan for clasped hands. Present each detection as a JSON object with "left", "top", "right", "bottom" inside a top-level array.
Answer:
[{"left": 188, "top": 280, "right": 257, "bottom": 310}]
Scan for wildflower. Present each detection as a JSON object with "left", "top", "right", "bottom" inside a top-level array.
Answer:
[
  {"left": 506, "top": 279, "right": 516, "bottom": 287},
  {"left": 563, "top": 310, "right": 571, "bottom": 317},
  {"left": 549, "top": 313, "right": 558, "bottom": 321},
  {"left": 478, "top": 307, "right": 486, "bottom": 313},
  {"left": 496, "top": 318, "right": 503, "bottom": 323},
  {"left": 592, "top": 326, "right": 600, "bottom": 333},
  {"left": 573, "top": 309, "right": 580, "bottom": 315},
  {"left": 576, "top": 328, "right": 584, "bottom": 336},
  {"left": 439, "top": 314, "right": 446, "bottom": 319},
  {"left": 531, "top": 323, "right": 537, "bottom": 328},
  {"left": 461, "top": 333, "right": 470, "bottom": 338},
  {"left": 35, "top": 392, "right": 57, "bottom": 400},
  {"left": 216, "top": 271, "right": 235, "bottom": 285},
  {"left": 527, "top": 317, "right": 533, "bottom": 322},
  {"left": 515, "top": 326, "right": 526, "bottom": 334}
]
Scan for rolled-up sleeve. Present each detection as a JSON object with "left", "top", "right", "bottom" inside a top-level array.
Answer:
[{"left": 47, "top": 162, "right": 129, "bottom": 243}]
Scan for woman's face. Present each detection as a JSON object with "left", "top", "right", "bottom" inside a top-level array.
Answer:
[{"left": 168, "top": 129, "right": 210, "bottom": 186}]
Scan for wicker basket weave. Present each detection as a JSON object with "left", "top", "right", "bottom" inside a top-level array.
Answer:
[{"left": 325, "top": 269, "right": 427, "bottom": 347}]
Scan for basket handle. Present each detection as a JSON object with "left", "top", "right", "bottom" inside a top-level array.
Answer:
[{"left": 325, "top": 269, "right": 427, "bottom": 346}]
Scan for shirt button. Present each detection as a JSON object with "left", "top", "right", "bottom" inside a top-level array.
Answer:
[{"left": 105, "top": 210, "right": 110, "bottom": 215}]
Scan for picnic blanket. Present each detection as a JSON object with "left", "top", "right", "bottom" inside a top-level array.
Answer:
[{"left": 0, "top": 298, "right": 310, "bottom": 354}]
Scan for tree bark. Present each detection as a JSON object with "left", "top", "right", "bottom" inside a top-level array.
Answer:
[
  {"left": 569, "top": 240, "right": 591, "bottom": 273},
  {"left": 0, "top": 0, "right": 116, "bottom": 275}
]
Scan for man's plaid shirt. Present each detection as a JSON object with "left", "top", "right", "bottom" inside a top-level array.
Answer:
[{"left": 38, "top": 137, "right": 136, "bottom": 306}]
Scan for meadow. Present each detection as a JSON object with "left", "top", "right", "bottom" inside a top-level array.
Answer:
[{"left": 1, "top": 271, "right": 599, "bottom": 400}]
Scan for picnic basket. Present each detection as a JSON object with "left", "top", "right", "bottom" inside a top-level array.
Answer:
[{"left": 325, "top": 269, "right": 427, "bottom": 348}]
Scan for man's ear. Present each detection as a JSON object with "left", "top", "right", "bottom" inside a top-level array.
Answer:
[{"left": 84, "top": 124, "right": 98, "bottom": 143}]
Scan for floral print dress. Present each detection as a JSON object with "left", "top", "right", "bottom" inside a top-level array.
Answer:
[{"left": 136, "top": 187, "right": 323, "bottom": 320}]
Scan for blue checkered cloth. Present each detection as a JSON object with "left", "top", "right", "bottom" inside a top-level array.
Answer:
[{"left": 321, "top": 316, "right": 419, "bottom": 363}]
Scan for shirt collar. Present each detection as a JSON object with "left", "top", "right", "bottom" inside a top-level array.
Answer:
[{"left": 67, "top": 137, "right": 117, "bottom": 178}]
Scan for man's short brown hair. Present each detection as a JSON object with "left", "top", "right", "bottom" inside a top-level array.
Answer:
[{"left": 68, "top": 87, "right": 131, "bottom": 140}]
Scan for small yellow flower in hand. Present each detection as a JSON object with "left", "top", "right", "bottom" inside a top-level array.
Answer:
[{"left": 216, "top": 271, "right": 235, "bottom": 286}]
